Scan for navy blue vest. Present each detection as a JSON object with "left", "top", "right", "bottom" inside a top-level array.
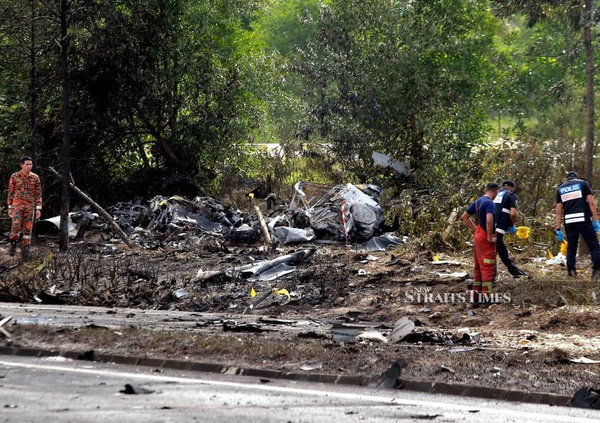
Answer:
[{"left": 556, "top": 179, "right": 592, "bottom": 225}]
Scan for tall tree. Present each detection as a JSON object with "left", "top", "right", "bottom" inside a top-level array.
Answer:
[
  {"left": 59, "top": 0, "right": 71, "bottom": 251},
  {"left": 492, "top": 0, "right": 596, "bottom": 181},
  {"left": 295, "top": 0, "right": 498, "bottom": 181}
]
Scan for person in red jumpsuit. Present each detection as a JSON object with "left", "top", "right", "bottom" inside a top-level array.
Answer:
[
  {"left": 461, "top": 182, "right": 499, "bottom": 305},
  {"left": 7, "top": 156, "right": 42, "bottom": 260}
]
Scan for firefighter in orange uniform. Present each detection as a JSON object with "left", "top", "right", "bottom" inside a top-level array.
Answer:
[
  {"left": 7, "top": 156, "right": 42, "bottom": 260},
  {"left": 461, "top": 182, "right": 499, "bottom": 304}
]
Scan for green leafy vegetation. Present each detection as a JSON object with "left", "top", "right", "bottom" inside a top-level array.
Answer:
[{"left": 1, "top": 0, "right": 599, "bottom": 248}]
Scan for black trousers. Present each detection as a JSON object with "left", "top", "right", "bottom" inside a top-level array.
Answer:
[
  {"left": 496, "top": 233, "right": 519, "bottom": 275},
  {"left": 565, "top": 222, "right": 600, "bottom": 272}
]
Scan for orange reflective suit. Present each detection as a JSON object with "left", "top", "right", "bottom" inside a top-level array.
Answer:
[
  {"left": 472, "top": 226, "right": 496, "bottom": 294},
  {"left": 8, "top": 171, "right": 42, "bottom": 246}
]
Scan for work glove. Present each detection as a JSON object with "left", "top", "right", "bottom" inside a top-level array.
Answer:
[
  {"left": 555, "top": 229, "right": 564, "bottom": 242},
  {"left": 507, "top": 226, "right": 517, "bottom": 235},
  {"left": 594, "top": 220, "right": 600, "bottom": 232}
]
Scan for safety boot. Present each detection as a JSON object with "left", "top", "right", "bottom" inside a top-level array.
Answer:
[
  {"left": 511, "top": 266, "right": 527, "bottom": 278},
  {"left": 593, "top": 268, "right": 600, "bottom": 282},
  {"left": 9, "top": 240, "right": 16, "bottom": 257},
  {"left": 568, "top": 269, "right": 577, "bottom": 278},
  {"left": 21, "top": 246, "right": 30, "bottom": 261}
]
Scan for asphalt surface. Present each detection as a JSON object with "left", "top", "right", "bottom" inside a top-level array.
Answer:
[
  {"left": 0, "top": 356, "right": 598, "bottom": 423},
  {"left": 0, "top": 302, "right": 331, "bottom": 334}
]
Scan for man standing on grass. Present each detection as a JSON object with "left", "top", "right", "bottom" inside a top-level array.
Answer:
[
  {"left": 7, "top": 156, "right": 42, "bottom": 261},
  {"left": 555, "top": 171, "right": 600, "bottom": 279},
  {"left": 462, "top": 182, "right": 499, "bottom": 304}
]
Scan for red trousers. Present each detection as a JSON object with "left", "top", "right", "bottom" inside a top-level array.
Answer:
[
  {"left": 10, "top": 202, "right": 35, "bottom": 246},
  {"left": 472, "top": 226, "right": 496, "bottom": 294}
]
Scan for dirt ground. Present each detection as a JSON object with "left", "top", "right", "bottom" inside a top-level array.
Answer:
[{"left": 1, "top": 236, "right": 600, "bottom": 398}]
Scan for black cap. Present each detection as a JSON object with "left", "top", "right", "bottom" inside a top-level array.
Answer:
[
  {"left": 502, "top": 180, "right": 516, "bottom": 188},
  {"left": 566, "top": 171, "right": 579, "bottom": 179}
]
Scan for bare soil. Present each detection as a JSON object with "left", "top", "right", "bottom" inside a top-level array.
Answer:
[{"left": 1, "top": 237, "right": 600, "bottom": 398}]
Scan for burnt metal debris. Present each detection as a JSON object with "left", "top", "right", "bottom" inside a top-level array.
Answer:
[{"left": 36, "top": 182, "right": 401, "bottom": 251}]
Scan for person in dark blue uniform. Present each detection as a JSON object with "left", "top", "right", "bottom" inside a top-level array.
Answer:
[
  {"left": 555, "top": 171, "right": 600, "bottom": 278},
  {"left": 494, "top": 180, "right": 526, "bottom": 277}
]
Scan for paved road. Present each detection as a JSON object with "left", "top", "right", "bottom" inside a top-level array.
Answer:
[
  {"left": 0, "top": 302, "right": 332, "bottom": 334},
  {"left": 0, "top": 356, "right": 598, "bottom": 423}
]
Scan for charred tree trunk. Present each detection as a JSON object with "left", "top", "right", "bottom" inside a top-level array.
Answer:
[
  {"left": 59, "top": 0, "right": 71, "bottom": 251},
  {"left": 584, "top": 0, "right": 595, "bottom": 182}
]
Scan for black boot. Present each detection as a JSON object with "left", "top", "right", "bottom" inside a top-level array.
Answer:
[
  {"left": 22, "top": 246, "right": 30, "bottom": 261},
  {"left": 510, "top": 266, "right": 527, "bottom": 278},
  {"left": 9, "top": 240, "right": 16, "bottom": 257}
]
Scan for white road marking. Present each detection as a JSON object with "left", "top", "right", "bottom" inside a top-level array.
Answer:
[{"left": 0, "top": 359, "right": 596, "bottom": 422}]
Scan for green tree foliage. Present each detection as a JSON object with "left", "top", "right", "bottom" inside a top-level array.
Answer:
[
  {"left": 491, "top": 0, "right": 597, "bottom": 181},
  {"left": 1, "top": 0, "right": 270, "bottom": 206},
  {"left": 294, "top": 0, "right": 499, "bottom": 182}
]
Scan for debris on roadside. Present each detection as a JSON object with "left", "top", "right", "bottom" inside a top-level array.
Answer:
[
  {"left": 569, "top": 387, "right": 600, "bottom": 409},
  {"left": 403, "top": 330, "right": 452, "bottom": 345},
  {"left": 299, "top": 362, "right": 323, "bottom": 371},
  {"left": 222, "top": 320, "right": 268, "bottom": 333},
  {"left": 119, "top": 384, "right": 157, "bottom": 395},
  {"left": 438, "top": 365, "right": 456, "bottom": 374},
  {"left": 371, "top": 151, "right": 410, "bottom": 178},
  {"left": 331, "top": 323, "right": 369, "bottom": 343},
  {"left": 434, "top": 271, "right": 468, "bottom": 280},
  {"left": 449, "top": 347, "right": 478, "bottom": 354},
  {"left": 567, "top": 357, "right": 600, "bottom": 364},
  {"left": 37, "top": 180, "right": 395, "bottom": 251},
  {"left": 389, "top": 317, "right": 415, "bottom": 343},
  {"left": 174, "top": 288, "right": 190, "bottom": 300},
  {"left": 356, "top": 331, "right": 388, "bottom": 343},
  {"left": 359, "top": 233, "right": 405, "bottom": 252},
  {"left": 33, "top": 284, "right": 66, "bottom": 305},
  {"left": 0, "top": 316, "right": 12, "bottom": 338},
  {"left": 41, "top": 356, "right": 73, "bottom": 362},
  {"left": 368, "top": 358, "right": 407, "bottom": 389}
]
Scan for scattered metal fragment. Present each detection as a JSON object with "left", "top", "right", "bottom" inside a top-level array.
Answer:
[
  {"left": 119, "top": 384, "right": 157, "bottom": 395},
  {"left": 568, "top": 357, "right": 600, "bottom": 364},
  {"left": 41, "top": 356, "right": 73, "bottom": 362},
  {"left": 222, "top": 320, "right": 267, "bottom": 333},
  {"left": 258, "top": 318, "right": 297, "bottom": 325},
  {"left": 0, "top": 316, "right": 12, "bottom": 338},
  {"left": 438, "top": 365, "right": 455, "bottom": 374},
  {"left": 174, "top": 288, "right": 190, "bottom": 300},
  {"left": 299, "top": 362, "right": 323, "bottom": 371},
  {"left": 569, "top": 387, "right": 600, "bottom": 409},
  {"left": 358, "top": 233, "right": 404, "bottom": 252},
  {"left": 450, "top": 347, "right": 477, "bottom": 353},
  {"left": 371, "top": 151, "right": 410, "bottom": 178},
  {"left": 248, "top": 263, "right": 296, "bottom": 282},
  {"left": 356, "top": 331, "right": 388, "bottom": 343},
  {"left": 435, "top": 271, "right": 468, "bottom": 280},
  {"left": 389, "top": 317, "right": 415, "bottom": 343},
  {"left": 197, "top": 249, "right": 315, "bottom": 283},
  {"left": 273, "top": 227, "right": 316, "bottom": 244},
  {"left": 331, "top": 323, "right": 368, "bottom": 343},
  {"left": 368, "top": 358, "right": 407, "bottom": 389},
  {"left": 430, "top": 260, "right": 463, "bottom": 266}
]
